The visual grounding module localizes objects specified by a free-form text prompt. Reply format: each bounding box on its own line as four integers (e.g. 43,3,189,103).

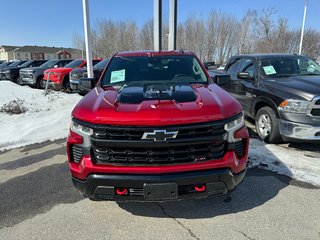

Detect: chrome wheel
40,79,46,89
17,77,23,85
258,113,271,137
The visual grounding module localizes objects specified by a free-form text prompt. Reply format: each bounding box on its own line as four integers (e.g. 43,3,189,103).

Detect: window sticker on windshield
110,69,125,83
263,66,277,75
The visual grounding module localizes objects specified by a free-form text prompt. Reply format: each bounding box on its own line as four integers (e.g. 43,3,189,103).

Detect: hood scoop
117,83,197,104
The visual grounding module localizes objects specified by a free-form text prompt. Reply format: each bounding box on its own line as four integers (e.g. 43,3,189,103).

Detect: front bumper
70,79,79,91
20,73,36,85
72,168,246,201
46,81,62,90
0,73,11,80
279,119,320,141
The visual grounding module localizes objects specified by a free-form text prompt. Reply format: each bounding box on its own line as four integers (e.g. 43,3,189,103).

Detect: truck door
225,58,257,116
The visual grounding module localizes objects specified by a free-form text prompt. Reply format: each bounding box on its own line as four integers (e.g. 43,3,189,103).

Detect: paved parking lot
0,139,320,240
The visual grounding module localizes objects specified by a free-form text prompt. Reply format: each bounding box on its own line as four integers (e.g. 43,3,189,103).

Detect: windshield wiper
299,73,320,76
274,74,299,78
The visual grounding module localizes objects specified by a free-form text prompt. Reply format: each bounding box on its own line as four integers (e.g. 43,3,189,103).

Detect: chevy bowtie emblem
142,130,178,142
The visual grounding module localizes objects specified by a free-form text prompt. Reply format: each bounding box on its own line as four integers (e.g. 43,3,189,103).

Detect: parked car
67,50,249,201
209,53,320,143
70,58,109,95
43,59,102,91
20,59,73,88
0,60,26,69
0,61,16,69
0,60,47,84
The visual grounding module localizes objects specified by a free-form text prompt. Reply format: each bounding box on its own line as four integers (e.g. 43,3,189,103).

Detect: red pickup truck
43,59,102,90
67,50,249,201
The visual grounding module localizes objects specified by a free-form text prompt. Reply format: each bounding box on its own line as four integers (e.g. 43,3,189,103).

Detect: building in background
0,45,81,61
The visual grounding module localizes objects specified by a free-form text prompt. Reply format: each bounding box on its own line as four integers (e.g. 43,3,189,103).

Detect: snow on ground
249,139,320,186
0,81,82,151
0,80,319,186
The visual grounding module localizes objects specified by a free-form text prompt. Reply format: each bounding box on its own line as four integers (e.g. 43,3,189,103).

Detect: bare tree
139,20,153,50
72,32,85,58
71,8,320,62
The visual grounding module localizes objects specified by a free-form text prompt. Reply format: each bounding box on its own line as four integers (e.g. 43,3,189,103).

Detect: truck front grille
310,97,320,116
92,141,226,164
93,123,225,140
89,120,228,165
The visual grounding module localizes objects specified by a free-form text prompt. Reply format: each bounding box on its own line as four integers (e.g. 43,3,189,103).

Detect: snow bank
249,139,320,186
0,81,82,150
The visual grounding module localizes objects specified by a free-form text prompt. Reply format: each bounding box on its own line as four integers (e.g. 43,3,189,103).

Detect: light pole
168,0,177,51
299,0,308,55
154,0,162,51
82,0,93,78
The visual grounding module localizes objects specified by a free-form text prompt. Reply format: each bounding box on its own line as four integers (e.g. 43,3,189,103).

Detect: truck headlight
278,100,310,114
71,121,93,136
224,113,245,142
70,120,92,148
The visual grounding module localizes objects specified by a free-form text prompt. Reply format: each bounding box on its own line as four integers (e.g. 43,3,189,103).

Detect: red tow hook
115,188,128,195
195,185,206,192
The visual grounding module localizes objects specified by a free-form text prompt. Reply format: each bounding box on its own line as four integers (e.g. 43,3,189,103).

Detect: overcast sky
0,0,319,48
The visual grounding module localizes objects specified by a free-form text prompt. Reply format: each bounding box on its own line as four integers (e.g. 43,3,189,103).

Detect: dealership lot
0,139,319,240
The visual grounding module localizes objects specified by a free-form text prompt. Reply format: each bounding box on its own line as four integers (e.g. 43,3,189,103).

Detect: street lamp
299,0,308,55
82,0,93,78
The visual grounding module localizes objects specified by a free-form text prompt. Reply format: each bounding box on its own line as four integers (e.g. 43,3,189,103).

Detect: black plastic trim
72,168,246,201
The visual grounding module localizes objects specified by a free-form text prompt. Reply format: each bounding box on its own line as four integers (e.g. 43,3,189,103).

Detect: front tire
36,76,45,89
255,106,282,143
62,76,71,93
16,76,23,85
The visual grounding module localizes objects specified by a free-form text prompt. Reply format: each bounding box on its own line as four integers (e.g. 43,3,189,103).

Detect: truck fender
252,96,280,118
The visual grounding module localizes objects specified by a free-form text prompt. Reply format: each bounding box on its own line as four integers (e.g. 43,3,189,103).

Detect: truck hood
72,83,242,126
44,68,73,74
20,67,47,72
264,75,320,101
0,67,12,72
70,68,86,76
0,66,24,71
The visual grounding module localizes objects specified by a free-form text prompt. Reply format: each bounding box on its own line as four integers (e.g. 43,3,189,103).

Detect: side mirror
53,65,58,68
78,77,94,93
203,61,216,70
213,74,231,86
237,72,251,80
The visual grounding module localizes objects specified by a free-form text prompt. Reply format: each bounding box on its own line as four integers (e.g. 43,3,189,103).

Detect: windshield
20,60,34,68
39,59,59,68
93,58,109,70
10,61,25,67
0,62,11,67
101,55,207,86
64,59,83,68
259,55,320,78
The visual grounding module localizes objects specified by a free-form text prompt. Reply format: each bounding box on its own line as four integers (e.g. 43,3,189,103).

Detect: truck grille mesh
310,98,320,116
71,145,83,163
234,140,246,159
92,142,225,164
90,121,227,165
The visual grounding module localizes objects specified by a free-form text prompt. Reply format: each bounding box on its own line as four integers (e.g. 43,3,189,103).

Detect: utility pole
154,0,162,51
82,0,93,78
168,0,177,50
299,0,308,55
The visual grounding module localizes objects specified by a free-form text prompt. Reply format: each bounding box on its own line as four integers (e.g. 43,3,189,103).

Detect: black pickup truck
208,54,320,143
